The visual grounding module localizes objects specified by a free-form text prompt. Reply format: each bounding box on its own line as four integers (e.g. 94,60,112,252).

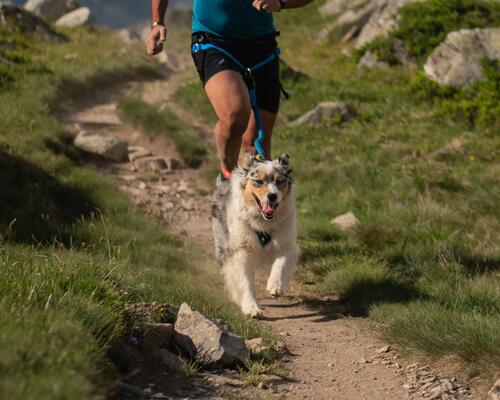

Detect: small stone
134,156,168,172
128,146,152,162
151,393,168,399
359,357,371,364
73,131,128,162
173,303,247,367
376,345,391,354
138,182,147,190
245,337,268,354
258,382,268,390
330,212,359,231
143,387,153,395
182,199,195,211
55,7,91,27
289,101,356,127
178,180,189,192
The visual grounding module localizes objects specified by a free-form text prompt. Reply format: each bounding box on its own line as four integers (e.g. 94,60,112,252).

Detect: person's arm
147,0,169,56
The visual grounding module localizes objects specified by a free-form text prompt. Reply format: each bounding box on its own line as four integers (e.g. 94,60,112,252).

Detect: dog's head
237,153,293,221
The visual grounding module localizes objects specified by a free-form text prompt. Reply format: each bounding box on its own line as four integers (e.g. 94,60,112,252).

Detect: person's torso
192,0,276,40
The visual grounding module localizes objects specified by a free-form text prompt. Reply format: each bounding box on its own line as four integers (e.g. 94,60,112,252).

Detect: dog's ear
240,152,256,171
278,154,290,167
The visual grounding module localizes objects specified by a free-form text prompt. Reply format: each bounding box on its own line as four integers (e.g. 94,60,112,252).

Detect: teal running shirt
192,0,276,40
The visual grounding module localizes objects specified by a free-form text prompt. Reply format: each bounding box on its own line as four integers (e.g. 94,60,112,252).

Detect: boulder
0,5,67,43
424,28,500,88
357,50,389,70
289,101,356,126
55,6,90,27
488,379,500,400
158,349,184,372
73,131,128,162
355,0,425,49
141,322,173,348
24,0,78,22
330,212,360,231
173,303,247,367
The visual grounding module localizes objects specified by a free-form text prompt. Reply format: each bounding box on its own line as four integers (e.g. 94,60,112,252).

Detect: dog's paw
267,283,284,298
242,304,263,319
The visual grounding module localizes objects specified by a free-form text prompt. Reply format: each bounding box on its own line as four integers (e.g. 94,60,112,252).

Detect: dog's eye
254,180,264,187
276,179,286,187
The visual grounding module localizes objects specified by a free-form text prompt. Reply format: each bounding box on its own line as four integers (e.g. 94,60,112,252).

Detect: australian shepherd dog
211,152,298,318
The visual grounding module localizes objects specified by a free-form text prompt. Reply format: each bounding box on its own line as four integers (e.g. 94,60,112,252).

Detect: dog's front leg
223,250,262,318
267,248,298,297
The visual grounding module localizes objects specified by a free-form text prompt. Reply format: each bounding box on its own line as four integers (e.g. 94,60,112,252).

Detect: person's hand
147,24,167,56
252,0,281,12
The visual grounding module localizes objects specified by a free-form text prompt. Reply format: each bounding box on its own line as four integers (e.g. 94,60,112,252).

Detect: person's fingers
159,27,167,42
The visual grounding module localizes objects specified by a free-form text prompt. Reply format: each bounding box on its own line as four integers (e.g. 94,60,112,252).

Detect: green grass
173,0,500,378
0,23,270,400
118,96,207,167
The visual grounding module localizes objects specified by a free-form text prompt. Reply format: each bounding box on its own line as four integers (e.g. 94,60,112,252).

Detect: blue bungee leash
192,42,281,160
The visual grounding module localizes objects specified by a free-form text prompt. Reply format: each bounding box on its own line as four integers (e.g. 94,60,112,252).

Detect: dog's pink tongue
262,202,275,214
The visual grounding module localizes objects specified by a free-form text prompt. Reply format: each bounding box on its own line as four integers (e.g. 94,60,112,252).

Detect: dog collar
256,231,271,247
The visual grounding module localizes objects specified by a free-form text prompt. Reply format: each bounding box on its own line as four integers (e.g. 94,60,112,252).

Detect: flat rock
0,5,67,42
290,101,356,126
73,131,128,162
55,6,90,27
174,303,247,367
24,0,78,22
424,28,500,88
376,345,391,353
330,212,360,231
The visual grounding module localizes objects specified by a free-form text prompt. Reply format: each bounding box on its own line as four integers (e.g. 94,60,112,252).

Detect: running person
147,0,314,182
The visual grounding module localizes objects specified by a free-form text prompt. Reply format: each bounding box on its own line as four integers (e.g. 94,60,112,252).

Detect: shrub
409,60,500,128
358,0,500,64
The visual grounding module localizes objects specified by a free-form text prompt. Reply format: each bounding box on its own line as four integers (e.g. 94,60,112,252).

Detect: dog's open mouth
253,194,278,220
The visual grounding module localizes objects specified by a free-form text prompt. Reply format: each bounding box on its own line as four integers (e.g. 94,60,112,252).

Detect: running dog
212,153,298,318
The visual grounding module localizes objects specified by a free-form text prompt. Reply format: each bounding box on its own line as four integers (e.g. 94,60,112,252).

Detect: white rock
355,0,425,49
376,345,391,353
424,28,500,88
73,131,128,162
357,50,390,70
289,101,356,126
24,0,78,22
55,6,90,27
330,212,360,231
174,303,247,367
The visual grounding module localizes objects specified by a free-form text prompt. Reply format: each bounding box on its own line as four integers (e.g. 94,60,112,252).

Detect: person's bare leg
242,110,277,159
204,70,251,172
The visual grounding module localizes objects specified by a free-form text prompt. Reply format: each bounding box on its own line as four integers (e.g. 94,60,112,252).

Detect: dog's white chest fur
211,154,299,318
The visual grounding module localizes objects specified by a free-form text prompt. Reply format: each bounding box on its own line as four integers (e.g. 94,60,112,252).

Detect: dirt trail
60,54,475,400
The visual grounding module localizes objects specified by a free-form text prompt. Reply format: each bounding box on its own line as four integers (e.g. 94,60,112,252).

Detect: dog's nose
267,193,278,202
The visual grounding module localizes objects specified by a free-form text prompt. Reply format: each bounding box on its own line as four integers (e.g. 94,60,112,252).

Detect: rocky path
61,54,476,400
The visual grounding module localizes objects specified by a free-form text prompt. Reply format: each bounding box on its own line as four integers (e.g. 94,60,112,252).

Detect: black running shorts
191,32,281,114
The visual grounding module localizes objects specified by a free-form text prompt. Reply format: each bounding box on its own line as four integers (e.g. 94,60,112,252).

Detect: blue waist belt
192,42,282,160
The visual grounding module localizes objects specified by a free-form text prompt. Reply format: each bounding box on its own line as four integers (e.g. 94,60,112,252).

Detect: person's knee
219,108,250,137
